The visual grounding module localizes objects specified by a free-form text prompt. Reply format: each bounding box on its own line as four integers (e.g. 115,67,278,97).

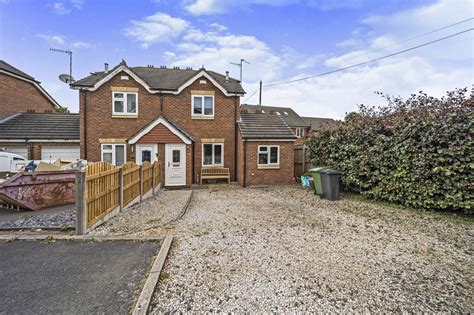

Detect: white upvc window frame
192,95,214,117
112,91,138,115
258,145,280,166
202,143,224,167
295,128,304,138
101,143,126,166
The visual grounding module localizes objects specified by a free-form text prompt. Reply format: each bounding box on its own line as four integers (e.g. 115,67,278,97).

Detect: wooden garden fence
76,160,161,235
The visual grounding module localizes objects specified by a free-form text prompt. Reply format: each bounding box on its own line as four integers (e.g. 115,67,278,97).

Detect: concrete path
0,240,159,314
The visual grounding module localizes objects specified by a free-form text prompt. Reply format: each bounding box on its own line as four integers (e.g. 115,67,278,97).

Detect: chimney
225,71,229,82
104,63,109,73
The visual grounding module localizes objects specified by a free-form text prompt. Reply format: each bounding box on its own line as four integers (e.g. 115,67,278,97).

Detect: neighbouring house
70,60,297,187
0,60,61,119
303,116,339,131
241,104,310,144
0,112,80,160
237,112,296,186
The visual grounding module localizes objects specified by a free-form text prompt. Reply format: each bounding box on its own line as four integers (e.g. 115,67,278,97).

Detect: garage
2,146,28,158
41,146,80,161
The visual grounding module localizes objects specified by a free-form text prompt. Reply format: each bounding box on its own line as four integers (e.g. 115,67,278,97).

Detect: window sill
112,114,138,119
257,165,280,170
192,116,214,120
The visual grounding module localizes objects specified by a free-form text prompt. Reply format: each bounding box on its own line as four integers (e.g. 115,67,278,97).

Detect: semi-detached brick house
71,60,297,187
0,60,80,160
0,60,60,119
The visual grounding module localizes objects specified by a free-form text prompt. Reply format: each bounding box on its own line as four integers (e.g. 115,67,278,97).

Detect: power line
244,89,259,103
288,17,473,78
264,28,473,88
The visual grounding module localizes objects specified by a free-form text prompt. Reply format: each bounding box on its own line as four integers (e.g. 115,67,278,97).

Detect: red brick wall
0,73,56,118
79,71,238,184
240,140,295,186
138,124,183,143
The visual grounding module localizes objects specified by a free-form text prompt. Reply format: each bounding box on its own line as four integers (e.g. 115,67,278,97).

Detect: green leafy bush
306,88,473,213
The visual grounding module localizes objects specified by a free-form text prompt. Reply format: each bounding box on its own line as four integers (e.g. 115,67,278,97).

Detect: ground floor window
101,144,126,165
258,145,279,166
202,143,223,166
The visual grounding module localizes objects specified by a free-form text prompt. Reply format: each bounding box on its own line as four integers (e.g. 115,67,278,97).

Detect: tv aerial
230,58,250,83
50,48,74,84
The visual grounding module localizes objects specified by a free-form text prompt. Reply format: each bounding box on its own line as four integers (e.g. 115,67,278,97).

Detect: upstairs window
295,128,304,138
192,95,214,117
202,143,223,166
113,92,137,115
258,145,279,166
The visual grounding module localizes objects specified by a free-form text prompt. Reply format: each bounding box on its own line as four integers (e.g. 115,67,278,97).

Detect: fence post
139,164,143,203
302,145,306,174
151,163,155,196
119,167,124,211
75,171,87,235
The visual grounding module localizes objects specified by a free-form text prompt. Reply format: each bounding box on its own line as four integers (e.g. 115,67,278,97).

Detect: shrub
306,88,473,213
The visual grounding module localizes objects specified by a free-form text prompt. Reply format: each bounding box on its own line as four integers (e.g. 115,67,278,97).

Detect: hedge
306,88,473,213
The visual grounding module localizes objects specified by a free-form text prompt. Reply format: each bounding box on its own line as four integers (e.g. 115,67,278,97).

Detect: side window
192,95,214,117
113,92,137,115
258,145,280,166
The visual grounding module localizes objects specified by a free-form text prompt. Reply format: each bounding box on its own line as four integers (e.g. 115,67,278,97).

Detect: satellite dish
59,74,75,84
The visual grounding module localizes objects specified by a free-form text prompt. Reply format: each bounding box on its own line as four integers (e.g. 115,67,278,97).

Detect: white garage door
41,146,80,162
3,147,28,158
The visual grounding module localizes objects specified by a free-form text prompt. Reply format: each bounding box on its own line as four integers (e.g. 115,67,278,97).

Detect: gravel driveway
144,185,473,313
91,185,473,312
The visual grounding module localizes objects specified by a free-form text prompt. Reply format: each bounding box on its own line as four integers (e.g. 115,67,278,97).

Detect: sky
0,0,472,119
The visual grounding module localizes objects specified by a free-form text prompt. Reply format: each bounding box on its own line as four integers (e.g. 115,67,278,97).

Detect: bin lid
319,169,342,175
309,167,327,172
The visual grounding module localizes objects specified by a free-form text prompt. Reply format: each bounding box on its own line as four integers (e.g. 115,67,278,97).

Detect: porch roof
128,116,195,145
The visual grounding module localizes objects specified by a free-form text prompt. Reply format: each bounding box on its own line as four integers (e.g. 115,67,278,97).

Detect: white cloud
49,0,83,14
256,0,474,118
51,2,71,15
124,12,190,48
168,28,283,82
209,22,228,32
36,34,67,46
71,0,83,9
36,34,95,49
184,0,299,15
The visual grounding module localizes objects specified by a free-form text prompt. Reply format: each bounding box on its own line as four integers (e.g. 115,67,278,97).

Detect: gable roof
0,112,79,141
128,116,195,145
238,112,296,140
70,61,245,96
0,60,61,108
303,116,339,131
241,104,310,128
0,60,36,81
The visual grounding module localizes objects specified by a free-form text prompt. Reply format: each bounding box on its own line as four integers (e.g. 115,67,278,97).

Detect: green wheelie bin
309,167,327,196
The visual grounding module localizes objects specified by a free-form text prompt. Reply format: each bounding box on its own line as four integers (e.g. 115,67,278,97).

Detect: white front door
136,144,157,164
165,144,186,186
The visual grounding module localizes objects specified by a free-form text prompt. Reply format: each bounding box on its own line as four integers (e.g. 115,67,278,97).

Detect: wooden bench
200,167,230,185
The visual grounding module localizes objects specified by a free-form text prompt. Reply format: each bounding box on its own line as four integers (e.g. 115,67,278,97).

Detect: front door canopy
128,117,193,145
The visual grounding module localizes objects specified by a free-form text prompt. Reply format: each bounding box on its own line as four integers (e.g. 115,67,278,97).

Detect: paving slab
0,240,159,314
